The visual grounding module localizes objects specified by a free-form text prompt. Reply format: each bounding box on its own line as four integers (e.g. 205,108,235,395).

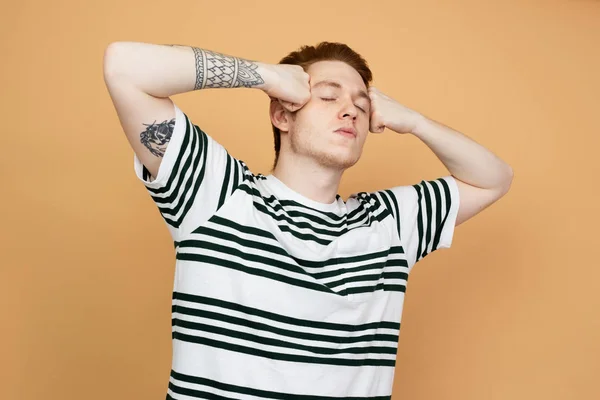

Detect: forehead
307,60,367,91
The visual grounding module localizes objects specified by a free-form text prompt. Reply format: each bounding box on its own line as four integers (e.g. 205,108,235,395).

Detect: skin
270,60,372,204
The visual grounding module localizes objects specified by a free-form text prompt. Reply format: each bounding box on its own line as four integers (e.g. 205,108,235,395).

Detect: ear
269,99,290,132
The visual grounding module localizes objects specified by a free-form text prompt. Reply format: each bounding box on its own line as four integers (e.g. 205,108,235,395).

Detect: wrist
254,62,277,92
410,113,429,137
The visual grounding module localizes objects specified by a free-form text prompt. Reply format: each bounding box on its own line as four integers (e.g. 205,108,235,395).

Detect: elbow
500,165,514,195
103,42,129,81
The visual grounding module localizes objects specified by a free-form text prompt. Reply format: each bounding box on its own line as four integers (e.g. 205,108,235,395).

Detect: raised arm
103,42,264,178
102,41,310,177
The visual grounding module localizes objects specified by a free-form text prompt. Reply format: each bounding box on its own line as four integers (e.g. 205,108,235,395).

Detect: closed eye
321,98,367,113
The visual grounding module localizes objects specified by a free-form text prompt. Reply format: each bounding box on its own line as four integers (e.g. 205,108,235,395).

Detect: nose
339,97,358,120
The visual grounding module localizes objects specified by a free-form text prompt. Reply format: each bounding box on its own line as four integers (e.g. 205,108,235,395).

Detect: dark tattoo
140,118,175,157
191,47,264,90
163,44,264,90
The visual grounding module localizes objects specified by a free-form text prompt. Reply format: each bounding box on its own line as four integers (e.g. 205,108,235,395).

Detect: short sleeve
374,176,460,269
133,103,247,241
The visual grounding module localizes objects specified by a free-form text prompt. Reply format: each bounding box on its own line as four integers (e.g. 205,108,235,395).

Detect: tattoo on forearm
163,44,264,90
140,118,175,157
191,47,264,90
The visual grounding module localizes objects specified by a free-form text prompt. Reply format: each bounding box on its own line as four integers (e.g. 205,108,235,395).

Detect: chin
316,151,360,170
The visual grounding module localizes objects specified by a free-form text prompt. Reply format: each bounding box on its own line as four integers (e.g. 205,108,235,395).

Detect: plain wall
2,0,599,399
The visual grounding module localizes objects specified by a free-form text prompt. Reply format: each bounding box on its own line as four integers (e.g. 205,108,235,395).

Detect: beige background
2,0,599,399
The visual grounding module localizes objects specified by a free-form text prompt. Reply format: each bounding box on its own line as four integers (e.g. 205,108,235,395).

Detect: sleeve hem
438,175,461,249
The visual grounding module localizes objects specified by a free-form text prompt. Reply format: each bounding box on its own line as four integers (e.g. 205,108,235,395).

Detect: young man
103,41,513,399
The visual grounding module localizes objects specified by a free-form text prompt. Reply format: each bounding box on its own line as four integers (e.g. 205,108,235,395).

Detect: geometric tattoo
192,47,264,90
164,44,265,90
140,118,175,157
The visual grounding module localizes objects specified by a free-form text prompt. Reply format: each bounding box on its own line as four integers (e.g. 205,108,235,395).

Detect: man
103,41,513,399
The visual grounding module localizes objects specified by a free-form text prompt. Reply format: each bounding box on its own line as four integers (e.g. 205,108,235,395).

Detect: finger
279,99,298,113
369,122,385,134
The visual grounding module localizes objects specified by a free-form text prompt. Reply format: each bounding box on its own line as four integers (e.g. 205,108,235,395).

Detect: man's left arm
368,87,514,227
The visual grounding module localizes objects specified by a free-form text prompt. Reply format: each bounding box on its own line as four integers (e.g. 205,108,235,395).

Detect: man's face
284,60,371,170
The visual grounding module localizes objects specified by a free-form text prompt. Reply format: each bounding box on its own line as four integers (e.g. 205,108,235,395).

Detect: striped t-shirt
133,103,460,400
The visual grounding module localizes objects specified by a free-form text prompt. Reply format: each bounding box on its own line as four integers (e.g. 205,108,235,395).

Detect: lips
335,127,357,137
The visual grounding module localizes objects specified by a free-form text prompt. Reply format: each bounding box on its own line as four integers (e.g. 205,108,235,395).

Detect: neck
272,154,344,204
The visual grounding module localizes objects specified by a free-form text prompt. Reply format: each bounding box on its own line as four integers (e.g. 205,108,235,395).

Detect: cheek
359,115,370,130
297,107,330,128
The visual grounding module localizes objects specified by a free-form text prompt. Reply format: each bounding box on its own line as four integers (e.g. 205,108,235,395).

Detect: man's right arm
103,42,279,178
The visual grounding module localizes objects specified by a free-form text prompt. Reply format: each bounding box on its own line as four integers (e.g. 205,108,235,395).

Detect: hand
368,86,423,134
257,63,312,112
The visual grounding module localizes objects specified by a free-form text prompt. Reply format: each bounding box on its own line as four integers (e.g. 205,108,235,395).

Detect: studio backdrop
2,0,598,399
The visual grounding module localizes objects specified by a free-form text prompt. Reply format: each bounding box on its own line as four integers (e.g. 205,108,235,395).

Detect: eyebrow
312,80,370,103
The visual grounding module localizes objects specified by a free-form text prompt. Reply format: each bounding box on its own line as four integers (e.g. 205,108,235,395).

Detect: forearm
102,41,270,97
412,116,513,191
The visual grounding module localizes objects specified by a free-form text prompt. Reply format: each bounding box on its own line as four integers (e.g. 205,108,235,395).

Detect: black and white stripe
167,369,393,400
374,177,455,265
237,184,391,246
182,216,409,296
172,292,400,367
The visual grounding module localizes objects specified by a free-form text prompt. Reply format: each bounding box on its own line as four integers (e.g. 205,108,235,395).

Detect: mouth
335,128,357,138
